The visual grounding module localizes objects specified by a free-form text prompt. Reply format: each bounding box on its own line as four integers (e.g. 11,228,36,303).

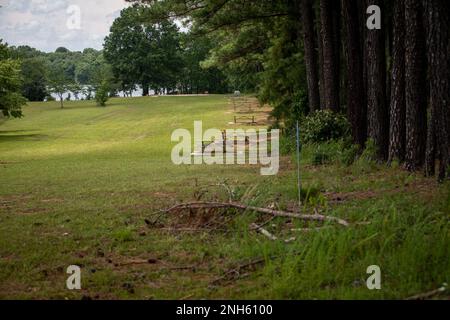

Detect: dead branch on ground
160,202,350,227
405,284,448,300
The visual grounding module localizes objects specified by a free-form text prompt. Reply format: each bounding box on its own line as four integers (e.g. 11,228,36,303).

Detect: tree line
103,4,229,96
126,0,449,181
0,6,233,112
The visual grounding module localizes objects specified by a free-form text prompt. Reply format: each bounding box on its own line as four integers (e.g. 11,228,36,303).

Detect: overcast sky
0,0,131,52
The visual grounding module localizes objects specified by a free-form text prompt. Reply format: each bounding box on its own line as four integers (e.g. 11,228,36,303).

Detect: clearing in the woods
0,95,448,299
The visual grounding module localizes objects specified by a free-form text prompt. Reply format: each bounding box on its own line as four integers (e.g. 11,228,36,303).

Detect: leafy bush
339,143,360,166
269,89,309,132
279,135,295,155
95,81,109,107
307,140,360,167
300,110,351,144
359,139,378,162
311,146,332,165
310,142,341,165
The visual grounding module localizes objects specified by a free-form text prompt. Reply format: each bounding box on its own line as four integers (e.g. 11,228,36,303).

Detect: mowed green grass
0,96,449,300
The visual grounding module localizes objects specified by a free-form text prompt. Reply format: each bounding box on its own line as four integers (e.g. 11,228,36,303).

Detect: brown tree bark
404,0,427,171
317,11,325,109
319,0,340,112
301,0,320,112
331,0,341,109
425,104,437,177
425,0,450,181
342,0,366,147
365,0,389,160
388,0,406,162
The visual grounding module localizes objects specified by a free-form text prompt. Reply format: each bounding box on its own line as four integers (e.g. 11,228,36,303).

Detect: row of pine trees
300,0,449,181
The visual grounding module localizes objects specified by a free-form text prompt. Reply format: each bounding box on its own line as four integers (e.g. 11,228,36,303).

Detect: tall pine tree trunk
405,0,427,171
388,0,406,162
331,0,341,110
317,10,325,109
366,0,389,160
301,0,320,112
319,0,340,112
425,104,437,177
342,0,366,147
425,0,450,181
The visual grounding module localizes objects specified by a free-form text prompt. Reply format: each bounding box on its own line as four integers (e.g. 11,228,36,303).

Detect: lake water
49,86,154,101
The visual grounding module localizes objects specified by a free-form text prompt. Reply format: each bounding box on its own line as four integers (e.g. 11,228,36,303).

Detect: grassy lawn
0,95,448,299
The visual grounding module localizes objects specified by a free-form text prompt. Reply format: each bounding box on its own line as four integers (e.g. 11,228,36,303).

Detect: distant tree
21,57,48,101
104,5,182,96
75,50,103,85
47,64,72,108
180,33,229,94
55,47,70,54
9,45,43,59
0,40,26,118
92,63,116,106
95,80,109,107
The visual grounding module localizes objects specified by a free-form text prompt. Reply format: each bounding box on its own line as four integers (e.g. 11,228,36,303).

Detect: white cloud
0,0,130,52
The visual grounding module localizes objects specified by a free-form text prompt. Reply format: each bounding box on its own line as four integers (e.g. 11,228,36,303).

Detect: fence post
296,120,302,208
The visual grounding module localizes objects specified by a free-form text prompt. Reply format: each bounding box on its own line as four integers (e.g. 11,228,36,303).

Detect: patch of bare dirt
324,177,440,204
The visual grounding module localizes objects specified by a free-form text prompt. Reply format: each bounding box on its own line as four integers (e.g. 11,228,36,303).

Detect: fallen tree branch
250,223,278,240
161,202,350,227
291,226,333,232
291,221,370,233
160,227,228,233
405,284,448,300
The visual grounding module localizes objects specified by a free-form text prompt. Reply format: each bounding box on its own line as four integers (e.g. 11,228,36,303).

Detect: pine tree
404,0,427,171
319,0,340,112
301,0,320,112
388,0,406,162
342,0,366,147
424,0,450,180
366,0,389,160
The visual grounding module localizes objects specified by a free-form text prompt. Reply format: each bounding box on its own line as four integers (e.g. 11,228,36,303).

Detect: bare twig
405,284,448,300
160,227,229,233
250,223,278,240
291,226,334,232
215,181,235,202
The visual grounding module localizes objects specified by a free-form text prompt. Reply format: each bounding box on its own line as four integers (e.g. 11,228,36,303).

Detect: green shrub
280,135,295,155
301,110,351,144
338,142,360,166
95,81,109,107
309,142,341,166
311,147,332,165
360,139,378,162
